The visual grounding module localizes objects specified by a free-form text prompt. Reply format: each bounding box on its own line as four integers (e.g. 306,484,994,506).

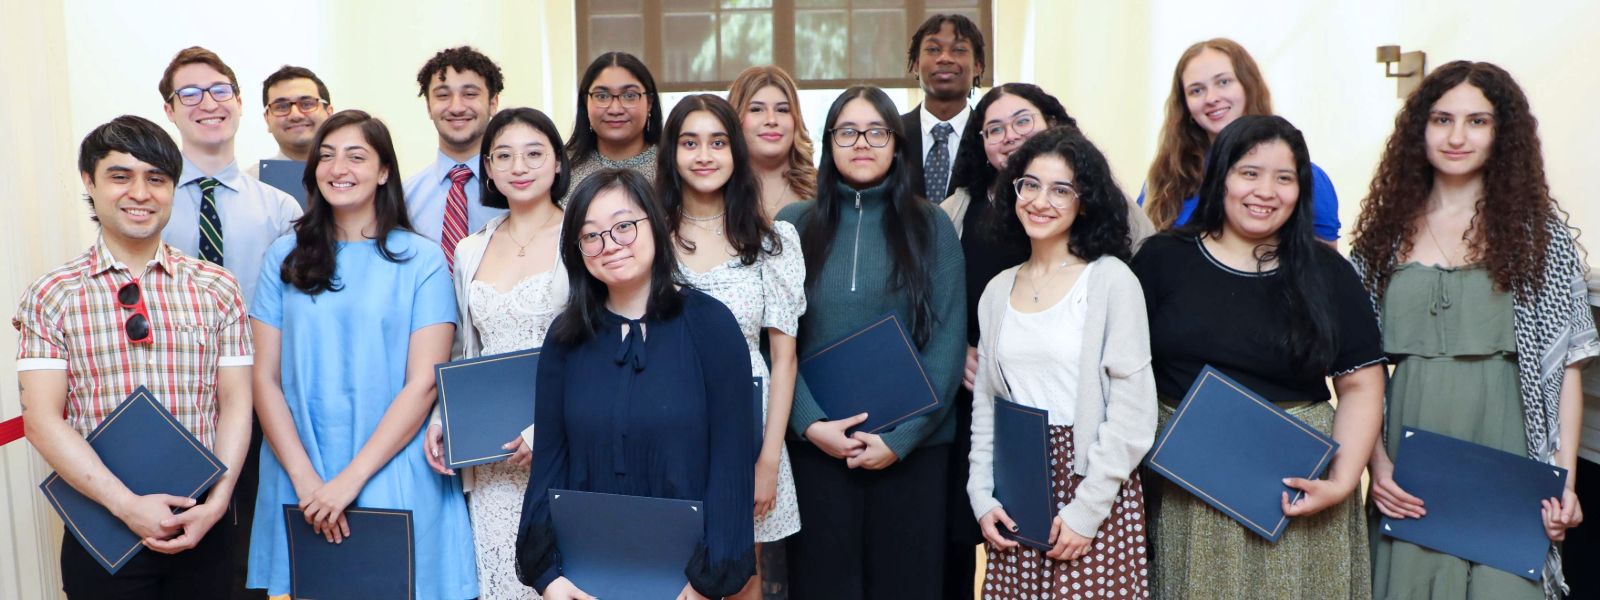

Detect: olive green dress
1371,263,1540,599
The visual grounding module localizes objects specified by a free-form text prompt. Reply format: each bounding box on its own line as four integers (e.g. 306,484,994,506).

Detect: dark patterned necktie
197,177,224,265
925,122,955,201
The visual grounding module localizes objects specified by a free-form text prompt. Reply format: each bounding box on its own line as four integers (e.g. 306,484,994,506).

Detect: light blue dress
246,231,478,599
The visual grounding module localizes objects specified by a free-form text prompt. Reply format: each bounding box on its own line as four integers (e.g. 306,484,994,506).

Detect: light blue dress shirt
164,158,303,308
402,150,506,245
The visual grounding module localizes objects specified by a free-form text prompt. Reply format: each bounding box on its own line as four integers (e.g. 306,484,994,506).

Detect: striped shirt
13,237,253,447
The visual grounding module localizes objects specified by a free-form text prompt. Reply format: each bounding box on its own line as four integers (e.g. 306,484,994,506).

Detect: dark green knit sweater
776,179,967,458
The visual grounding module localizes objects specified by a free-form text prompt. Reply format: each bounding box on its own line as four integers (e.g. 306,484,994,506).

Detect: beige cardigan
966,256,1158,538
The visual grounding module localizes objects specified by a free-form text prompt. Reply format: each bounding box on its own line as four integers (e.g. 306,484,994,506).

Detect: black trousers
786,440,949,600
942,387,980,600
60,504,236,599
1562,457,1598,594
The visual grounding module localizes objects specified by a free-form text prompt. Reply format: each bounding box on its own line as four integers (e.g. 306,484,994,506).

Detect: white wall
997,0,1600,247
5,1,1599,596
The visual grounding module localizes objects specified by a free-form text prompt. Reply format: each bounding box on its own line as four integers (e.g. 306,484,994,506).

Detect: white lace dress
678,221,807,542
468,271,560,600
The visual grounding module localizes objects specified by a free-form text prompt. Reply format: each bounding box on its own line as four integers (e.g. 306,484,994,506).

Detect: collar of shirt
920,101,971,148
430,149,482,186
178,156,244,192
87,234,176,278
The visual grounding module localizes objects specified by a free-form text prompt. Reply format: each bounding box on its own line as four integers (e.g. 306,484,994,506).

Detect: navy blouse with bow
516,288,757,597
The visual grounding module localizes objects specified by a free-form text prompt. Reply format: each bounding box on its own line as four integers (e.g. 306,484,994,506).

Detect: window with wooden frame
577,0,994,92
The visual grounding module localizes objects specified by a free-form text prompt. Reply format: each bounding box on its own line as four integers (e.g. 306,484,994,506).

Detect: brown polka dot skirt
982,425,1150,599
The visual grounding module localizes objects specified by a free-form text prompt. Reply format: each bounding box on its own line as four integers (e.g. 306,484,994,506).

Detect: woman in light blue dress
246,110,477,599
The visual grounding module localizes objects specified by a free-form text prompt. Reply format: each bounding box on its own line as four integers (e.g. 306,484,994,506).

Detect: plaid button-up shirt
13,237,253,447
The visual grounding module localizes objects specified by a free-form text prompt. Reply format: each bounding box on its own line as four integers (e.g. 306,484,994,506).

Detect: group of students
14,11,1595,600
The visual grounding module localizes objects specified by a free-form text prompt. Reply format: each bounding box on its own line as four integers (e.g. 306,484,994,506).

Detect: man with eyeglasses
403,46,507,273
16,115,254,599
902,13,986,204
156,45,300,600
243,65,333,178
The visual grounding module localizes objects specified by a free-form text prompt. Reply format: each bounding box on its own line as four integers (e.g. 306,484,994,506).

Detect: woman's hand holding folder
1045,517,1091,561
804,412,869,459
978,507,1020,549
1367,443,1426,520
544,576,596,600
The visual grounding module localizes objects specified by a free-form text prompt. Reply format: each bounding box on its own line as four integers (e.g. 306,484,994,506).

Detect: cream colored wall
992,0,1600,247
58,0,576,185
5,0,1599,596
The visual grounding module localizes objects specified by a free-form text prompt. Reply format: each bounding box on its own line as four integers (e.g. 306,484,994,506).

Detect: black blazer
900,104,977,202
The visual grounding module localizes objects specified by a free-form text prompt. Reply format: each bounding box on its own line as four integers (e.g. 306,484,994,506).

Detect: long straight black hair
800,85,937,346
1177,114,1337,372
656,93,779,266
282,110,413,295
549,168,684,344
566,52,663,164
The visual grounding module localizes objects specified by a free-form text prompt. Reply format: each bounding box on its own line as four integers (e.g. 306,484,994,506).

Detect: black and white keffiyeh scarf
1354,216,1598,598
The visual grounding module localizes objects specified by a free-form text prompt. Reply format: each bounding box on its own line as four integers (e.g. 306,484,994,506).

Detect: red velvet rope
0,416,23,446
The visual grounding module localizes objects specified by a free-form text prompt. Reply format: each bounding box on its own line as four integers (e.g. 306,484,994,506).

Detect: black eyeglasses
168,84,238,107
578,218,649,257
589,90,646,108
116,281,152,345
830,127,894,148
267,97,328,116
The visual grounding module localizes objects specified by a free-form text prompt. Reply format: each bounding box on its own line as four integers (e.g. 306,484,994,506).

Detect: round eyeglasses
578,217,649,257
488,149,549,172
1013,177,1078,210
981,112,1042,144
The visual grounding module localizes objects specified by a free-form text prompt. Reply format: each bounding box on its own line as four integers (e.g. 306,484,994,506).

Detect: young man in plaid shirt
15,115,254,598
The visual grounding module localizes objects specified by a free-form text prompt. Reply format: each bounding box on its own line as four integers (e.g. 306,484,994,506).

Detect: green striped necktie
197,177,224,265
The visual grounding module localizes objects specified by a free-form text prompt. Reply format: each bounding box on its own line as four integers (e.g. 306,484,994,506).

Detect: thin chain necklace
506,212,558,257
1423,214,1463,268
683,211,726,237
1024,258,1080,303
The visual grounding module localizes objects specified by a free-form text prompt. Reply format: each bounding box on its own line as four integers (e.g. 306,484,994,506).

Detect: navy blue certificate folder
1379,427,1566,581
285,506,415,600
1143,366,1339,542
38,386,226,574
797,312,941,434
257,159,307,207
993,398,1054,551
549,489,703,599
435,348,540,469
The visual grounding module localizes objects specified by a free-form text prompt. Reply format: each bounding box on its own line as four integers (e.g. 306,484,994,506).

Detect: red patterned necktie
442,164,472,272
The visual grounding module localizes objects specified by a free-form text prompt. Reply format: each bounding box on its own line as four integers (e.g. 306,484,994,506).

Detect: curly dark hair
415,46,504,98
984,126,1130,263
1350,61,1559,299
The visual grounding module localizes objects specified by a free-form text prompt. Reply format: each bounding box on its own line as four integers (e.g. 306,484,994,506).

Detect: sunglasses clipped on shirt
116,280,153,345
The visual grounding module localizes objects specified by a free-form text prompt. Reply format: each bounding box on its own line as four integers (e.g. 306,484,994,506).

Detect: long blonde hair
728,65,817,200
1144,38,1274,230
